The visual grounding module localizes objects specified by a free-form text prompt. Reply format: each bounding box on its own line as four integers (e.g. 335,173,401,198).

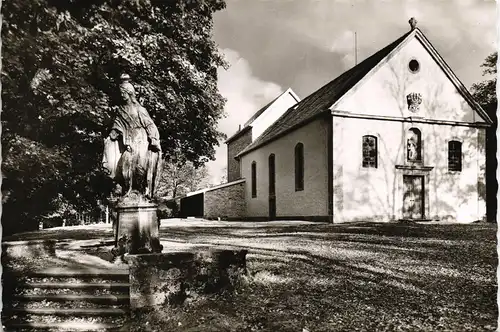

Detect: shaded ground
3,220,498,331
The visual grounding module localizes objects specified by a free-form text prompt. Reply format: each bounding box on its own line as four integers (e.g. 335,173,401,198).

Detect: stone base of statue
111,194,163,256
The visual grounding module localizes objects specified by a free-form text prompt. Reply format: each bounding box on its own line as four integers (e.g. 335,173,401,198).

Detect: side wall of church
240,117,330,220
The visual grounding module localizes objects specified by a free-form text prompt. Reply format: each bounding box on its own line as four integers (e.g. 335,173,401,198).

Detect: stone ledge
126,249,248,309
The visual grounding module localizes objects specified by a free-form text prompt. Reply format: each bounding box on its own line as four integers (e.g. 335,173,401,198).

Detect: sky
206,0,498,184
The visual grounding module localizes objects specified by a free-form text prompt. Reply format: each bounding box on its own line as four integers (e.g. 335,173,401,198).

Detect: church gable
332,29,491,125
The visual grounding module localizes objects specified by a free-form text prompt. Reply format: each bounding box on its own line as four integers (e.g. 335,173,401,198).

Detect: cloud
329,30,355,54
214,0,496,94
216,48,283,135
328,30,359,68
205,48,283,184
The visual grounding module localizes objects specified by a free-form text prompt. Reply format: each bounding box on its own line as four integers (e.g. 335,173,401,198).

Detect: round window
408,59,420,73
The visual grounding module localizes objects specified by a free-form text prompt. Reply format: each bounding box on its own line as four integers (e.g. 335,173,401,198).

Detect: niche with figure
407,128,422,163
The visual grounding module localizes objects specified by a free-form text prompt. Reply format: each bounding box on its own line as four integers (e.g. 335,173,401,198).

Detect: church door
402,175,424,219
269,154,276,220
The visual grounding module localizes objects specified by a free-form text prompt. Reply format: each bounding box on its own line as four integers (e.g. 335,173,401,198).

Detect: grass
3,220,497,331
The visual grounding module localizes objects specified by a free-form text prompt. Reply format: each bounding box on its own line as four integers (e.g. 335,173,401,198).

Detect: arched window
295,143,304,191
448,141,462,171
269,154,276,195
407,128,422,162
251,161,257,198
362,135,377,168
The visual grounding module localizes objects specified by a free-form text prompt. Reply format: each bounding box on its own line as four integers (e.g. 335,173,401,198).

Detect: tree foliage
157,161,210,199
219,166,228,184
471,52,497,111
2,0,227,233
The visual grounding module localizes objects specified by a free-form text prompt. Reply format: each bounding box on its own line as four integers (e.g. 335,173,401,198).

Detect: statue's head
119,74,136,104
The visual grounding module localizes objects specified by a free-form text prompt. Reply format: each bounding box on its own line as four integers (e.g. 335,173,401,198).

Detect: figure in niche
407,128,422,162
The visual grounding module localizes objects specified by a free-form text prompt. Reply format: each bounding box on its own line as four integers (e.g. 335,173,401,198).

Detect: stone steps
4,308,128,316
19,282,130,296
11,294,130,305
2,267,130,332
0,321,127,332
22,269,129,278
23,282,130,290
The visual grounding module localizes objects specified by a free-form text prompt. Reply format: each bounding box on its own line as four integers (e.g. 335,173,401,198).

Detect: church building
181,18,492,223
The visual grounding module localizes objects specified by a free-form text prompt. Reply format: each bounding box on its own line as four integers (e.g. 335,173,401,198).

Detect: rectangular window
362,135,377,168
448,141,462,172
251,161,257,197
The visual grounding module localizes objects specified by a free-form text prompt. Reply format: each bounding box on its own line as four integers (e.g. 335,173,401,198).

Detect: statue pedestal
113,201,163,255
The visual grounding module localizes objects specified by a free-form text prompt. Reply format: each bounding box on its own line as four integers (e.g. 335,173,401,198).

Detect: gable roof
411,29,492,125
236,27,491,158
225,88,300,144
236,31,412,157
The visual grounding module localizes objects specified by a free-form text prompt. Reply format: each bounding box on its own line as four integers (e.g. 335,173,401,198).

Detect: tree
471,52,497,222
219,166,228,184
1,0,227,234
471,53,497,107
157,161,210,199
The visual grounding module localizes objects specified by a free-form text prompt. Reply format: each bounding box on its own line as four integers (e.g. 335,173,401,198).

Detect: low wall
204,180,246,220
126,249,247,309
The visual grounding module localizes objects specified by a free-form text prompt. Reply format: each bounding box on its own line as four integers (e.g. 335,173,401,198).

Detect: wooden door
403,175,424,219
269,154,276,220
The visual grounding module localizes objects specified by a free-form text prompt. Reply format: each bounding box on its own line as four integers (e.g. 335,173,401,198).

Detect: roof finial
409,17,417,30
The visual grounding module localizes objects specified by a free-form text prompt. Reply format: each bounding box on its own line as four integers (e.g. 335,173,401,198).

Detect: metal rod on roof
354,31,358,66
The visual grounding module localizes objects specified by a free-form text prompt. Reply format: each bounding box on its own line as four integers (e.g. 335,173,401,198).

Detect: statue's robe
103,136,123,179
103,103,162,197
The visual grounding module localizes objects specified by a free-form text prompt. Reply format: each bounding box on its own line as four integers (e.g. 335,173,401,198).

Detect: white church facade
180,19,491,223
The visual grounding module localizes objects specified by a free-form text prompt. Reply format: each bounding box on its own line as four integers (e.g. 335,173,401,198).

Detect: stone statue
102,74,162,200
407,138,418,161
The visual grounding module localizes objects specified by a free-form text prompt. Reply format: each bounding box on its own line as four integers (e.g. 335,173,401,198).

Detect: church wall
332,34,487,223
240,117,329,219
333,116,486,223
